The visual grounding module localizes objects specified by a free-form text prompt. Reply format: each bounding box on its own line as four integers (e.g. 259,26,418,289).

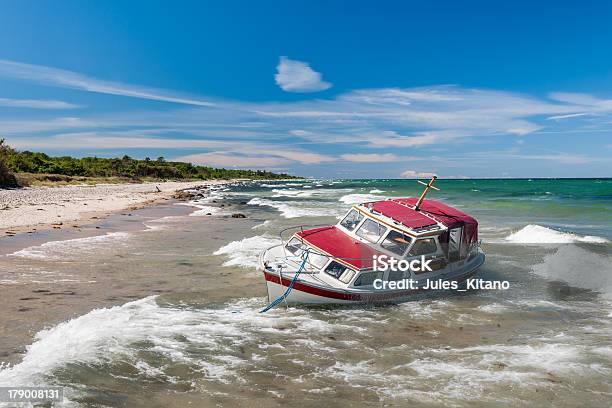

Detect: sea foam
505,224,608,244
339,193,385,205
8,232,130,261
532,245,612,296
214,235,279,268
247,197,335,218
0,296,369,389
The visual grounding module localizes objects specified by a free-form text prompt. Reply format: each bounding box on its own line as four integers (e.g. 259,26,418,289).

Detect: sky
0,0,611,178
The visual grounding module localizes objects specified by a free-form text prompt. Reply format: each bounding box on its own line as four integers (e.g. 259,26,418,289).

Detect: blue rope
260,250,309,313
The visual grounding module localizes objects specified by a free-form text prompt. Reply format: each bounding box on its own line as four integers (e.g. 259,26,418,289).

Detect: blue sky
0,0,611,178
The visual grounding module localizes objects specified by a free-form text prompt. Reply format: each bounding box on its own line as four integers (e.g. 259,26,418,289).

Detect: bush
0,139,18,188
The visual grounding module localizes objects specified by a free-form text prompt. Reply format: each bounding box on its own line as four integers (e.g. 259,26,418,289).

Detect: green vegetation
0,140,298,187
0,139,18,187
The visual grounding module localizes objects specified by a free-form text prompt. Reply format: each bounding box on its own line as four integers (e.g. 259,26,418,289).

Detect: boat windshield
356,218,387,243
286,237,329,270
340,209,364,231
381,230,412,256
285,237,307,256
307,251,330,270
407,238,438,256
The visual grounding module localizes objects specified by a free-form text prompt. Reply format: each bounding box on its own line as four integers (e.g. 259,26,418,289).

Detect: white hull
264,251,485,305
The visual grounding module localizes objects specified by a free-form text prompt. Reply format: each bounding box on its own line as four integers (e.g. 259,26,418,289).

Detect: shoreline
0,181,263,365
0,180,238,239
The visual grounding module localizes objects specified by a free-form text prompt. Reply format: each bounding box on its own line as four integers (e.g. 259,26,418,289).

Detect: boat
259,176,485,306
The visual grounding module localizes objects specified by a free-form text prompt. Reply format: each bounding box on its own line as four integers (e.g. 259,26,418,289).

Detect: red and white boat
259,177,485,305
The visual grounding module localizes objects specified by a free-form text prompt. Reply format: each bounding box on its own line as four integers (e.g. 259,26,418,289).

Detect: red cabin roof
297,226,380,270
370,200,437,229
390,198,477,229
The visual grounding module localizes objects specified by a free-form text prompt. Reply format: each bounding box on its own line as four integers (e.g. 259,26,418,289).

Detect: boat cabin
281,198,479,289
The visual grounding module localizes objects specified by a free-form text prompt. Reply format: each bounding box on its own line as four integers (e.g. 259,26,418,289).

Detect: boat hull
263,252,485,305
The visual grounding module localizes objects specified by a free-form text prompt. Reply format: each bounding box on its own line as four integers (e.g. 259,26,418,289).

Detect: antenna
414,175,439,211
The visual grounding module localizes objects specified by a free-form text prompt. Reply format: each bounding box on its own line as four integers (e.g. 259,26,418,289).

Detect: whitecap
189,204,225,216
251,220,272,230
532,245,612,295
339,193,386,205
247,197,337,218
0,296,382,389
213,235,279,268
504,224,608,244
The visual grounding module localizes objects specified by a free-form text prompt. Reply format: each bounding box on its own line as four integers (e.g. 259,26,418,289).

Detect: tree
0,140,299,183
0,139,18,187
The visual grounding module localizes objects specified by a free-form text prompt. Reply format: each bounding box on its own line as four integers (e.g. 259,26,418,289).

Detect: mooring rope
260,249,310,313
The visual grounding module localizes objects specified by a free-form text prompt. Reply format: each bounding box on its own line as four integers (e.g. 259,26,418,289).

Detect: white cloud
546,112,592,120
0,59,214,107
401,169,437,178
341,153,399,162
269,149,334,164
275,56,332,93
0,97,80,109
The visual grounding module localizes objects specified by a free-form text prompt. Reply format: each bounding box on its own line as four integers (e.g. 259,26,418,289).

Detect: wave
251,220,272,230
178,187,228,216
369,189,385,194
271,188,315,198
260,183,287,188
189,204,226,216
213,235,279,268
532,245,612,296
323,340,595,405
0,296,254,387
1,294,607,405
247,197,337,218
339,193,386,205
505,224,609,244
0,296,373,389
7,232,130,261
271,188,354,199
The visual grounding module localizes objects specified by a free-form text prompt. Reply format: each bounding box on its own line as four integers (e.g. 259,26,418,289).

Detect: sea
0,178,610,407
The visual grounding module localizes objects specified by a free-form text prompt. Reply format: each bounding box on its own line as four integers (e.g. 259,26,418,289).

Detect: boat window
307,252,330,270
340,210,364,231
339,269,356,284
381,230,412,256
388,269,409,281
408,238,438,256
356,219,387,243
325,261,347,278
353,271,384,287
285,237,306,256
325,261,357,283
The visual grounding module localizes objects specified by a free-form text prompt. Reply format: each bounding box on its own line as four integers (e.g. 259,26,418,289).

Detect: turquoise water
0,178,610,407
247,178,612,238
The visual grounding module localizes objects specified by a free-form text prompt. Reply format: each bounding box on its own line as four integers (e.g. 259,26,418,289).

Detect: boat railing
264,224,376,273
278,224,332,259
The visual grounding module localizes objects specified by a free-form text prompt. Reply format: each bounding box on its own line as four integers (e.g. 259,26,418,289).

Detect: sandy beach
0,180,233,235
